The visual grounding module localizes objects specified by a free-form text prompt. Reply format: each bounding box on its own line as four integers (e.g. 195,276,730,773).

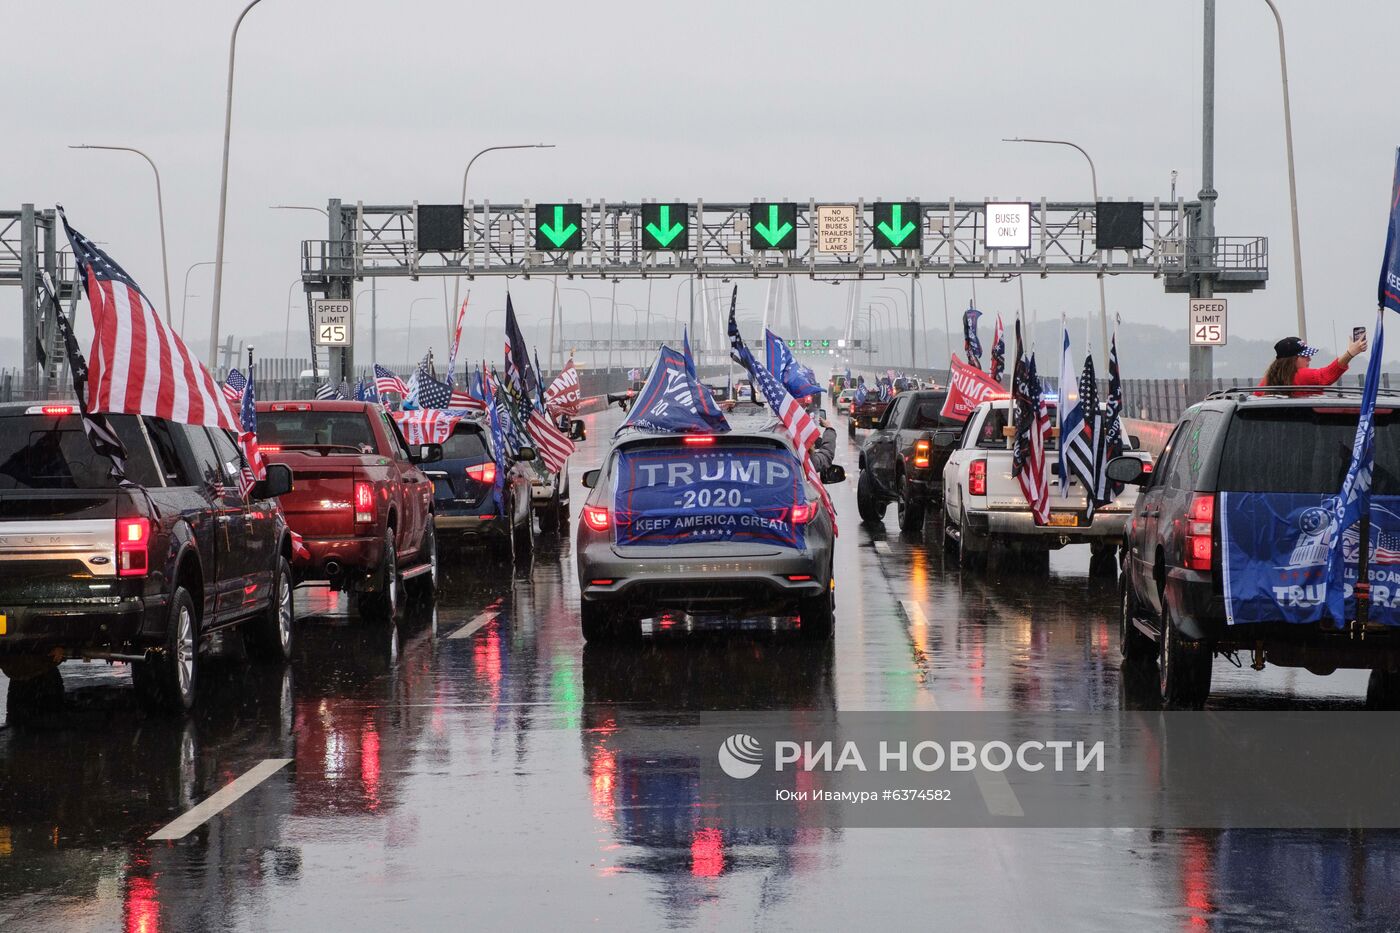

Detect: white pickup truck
940,399,1153,574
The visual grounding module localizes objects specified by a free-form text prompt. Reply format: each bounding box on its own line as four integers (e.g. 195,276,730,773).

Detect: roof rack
1203,385,1400,402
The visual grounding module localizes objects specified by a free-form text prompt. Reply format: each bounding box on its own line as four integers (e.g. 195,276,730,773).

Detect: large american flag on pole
727,287,836,533
374,364,408,399
223,368,246,405
61,210,238,432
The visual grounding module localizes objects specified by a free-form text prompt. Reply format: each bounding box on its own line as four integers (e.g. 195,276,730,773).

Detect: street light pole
283,276,300,357
69,145,172,323
1262,0,1306,340
451,143,556,325
209,0,265,365
406,297,436,362
1004,136,1109,368
181,261,217,338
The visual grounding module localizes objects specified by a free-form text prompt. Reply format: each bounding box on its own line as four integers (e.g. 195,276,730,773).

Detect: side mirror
1105,456,1148,486
253,463,293,499
516,446,537,463
820,464,846,484
570,419,587,441
582,468,601,489
932,429,961,448
411,443,443,465
1127,434,1142,451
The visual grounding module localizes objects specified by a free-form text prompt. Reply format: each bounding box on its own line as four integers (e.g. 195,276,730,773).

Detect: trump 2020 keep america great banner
613,446,806,548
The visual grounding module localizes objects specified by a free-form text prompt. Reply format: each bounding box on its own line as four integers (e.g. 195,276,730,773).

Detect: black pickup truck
856,389,961,532
0,403,295,718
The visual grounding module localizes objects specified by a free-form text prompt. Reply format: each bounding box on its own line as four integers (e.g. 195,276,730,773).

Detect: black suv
0,403,295,718
1111,388,1400,709
856,390,959,532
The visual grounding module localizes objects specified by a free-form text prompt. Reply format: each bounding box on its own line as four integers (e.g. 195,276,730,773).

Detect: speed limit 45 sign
1188,298,1227,347
313,298,353,347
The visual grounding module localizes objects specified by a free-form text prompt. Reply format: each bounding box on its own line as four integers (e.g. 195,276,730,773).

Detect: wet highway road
3,406,1400,932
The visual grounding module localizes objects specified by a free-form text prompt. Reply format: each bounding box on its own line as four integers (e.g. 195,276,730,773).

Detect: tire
1159,605,1212,709
857,470,887,524
580,600,639,643
538,488,565,536
797,590,835,640
1089,544,1119,579
356,529,401,621
1119,573,1156,665
513,504,535,565
847,419,857,439
246,557,295,662
5,664,64,723
135,586,199,713
1366,669,1400,710
896,475,926,535
407,520,438,605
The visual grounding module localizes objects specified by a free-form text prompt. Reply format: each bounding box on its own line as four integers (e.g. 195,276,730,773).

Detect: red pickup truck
255,400,441,619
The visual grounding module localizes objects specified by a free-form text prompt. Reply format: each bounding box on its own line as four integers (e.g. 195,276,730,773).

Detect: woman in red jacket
1257,335,1367,395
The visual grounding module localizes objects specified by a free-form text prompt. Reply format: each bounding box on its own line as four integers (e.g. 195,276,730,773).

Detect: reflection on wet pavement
1,406,1398,931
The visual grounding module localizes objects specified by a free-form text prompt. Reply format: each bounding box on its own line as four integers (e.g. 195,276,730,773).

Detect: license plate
1047,512,1079,527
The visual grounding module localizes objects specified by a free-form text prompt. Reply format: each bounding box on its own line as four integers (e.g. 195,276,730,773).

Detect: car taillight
913,439,931,469
583,505,611,531
791,502,818,524
116,517,150,577
1184,493,1215,571
466,463,497,485
271,402,310,411
1141,461,1154,474
969,459,987,496
354,481,375,524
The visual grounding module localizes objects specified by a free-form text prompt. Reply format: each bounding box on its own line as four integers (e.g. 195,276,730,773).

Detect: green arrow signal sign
640,203,689,250
872,201,922,250
534,203,584,250
749,202,798,250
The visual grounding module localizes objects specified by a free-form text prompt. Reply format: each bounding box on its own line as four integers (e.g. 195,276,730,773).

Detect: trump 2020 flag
617,345,730,436
764,329,822,401
1382,148,1400,314
963,305,983,369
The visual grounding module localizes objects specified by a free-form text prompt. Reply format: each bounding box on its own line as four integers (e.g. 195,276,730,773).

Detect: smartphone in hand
1353,326,1367,343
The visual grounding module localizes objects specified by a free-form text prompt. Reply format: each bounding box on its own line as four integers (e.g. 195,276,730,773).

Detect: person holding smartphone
1256,332,1368,396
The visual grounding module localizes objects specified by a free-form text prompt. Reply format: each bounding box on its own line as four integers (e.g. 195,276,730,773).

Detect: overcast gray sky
6,0,1399,369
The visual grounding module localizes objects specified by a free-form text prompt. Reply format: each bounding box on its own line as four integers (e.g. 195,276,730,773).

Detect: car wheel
856,470,887,524
5,663,64,724
136,586,199,713
580,600,640,643
356,529,401,621
896,475,926,535
1158,605,1212,709
1119,573,1156,665
957,509,988,571
538,489,565,536
847,419,856,439
246,557,295,662
797,590,835,640
1366,669,1400,709
513,505,535,565
1089,544,1118,579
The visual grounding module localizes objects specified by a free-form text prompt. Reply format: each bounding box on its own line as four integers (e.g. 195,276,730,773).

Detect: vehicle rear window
908,397,954,429
1217,408,1400,495
258,411,375,452
441,426,488,462
0,414,160,489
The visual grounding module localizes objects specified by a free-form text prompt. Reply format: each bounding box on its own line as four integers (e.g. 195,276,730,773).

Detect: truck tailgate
984,452,1143,514
267,452,365,538
0,491,120,603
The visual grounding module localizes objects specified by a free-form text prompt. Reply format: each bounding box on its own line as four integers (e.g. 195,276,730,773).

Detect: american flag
235,366,264,498
543,357,582,416
1058,329,1099,513
416,372,453,409
526,407,575,473
728,287,835,532
1011,320,1052,525
61,210,237,432
315,382,341,400
375,364,408,398
224,368,246,404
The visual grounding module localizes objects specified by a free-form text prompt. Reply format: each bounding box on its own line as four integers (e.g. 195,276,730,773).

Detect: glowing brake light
790,502,818,524
683,435,716,445
1184,493,1215,571
43,405,74,416
354,481,375,524
913,439,931,469
582,505,611,531
261,445,282,453
465,462,497,485
116,517,150,577
969,459,988,496
1141,461,1154,474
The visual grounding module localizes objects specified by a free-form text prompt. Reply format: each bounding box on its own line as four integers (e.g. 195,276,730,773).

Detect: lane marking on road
448,610,498,640
873,540,891,555
896,599,1025,819
148,758,291,841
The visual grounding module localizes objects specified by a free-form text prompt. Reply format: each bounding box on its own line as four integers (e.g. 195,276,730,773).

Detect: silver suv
576,423,842,642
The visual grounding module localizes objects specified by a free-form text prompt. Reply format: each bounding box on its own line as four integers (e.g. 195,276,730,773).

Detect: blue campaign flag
683,327,724,419
481,372,508,509
617,345,730,436
612,445,806,549
855,381,868,406
963,306,983,369
1381,148,1400,314
764,329,821,400
1223,492,1400,627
